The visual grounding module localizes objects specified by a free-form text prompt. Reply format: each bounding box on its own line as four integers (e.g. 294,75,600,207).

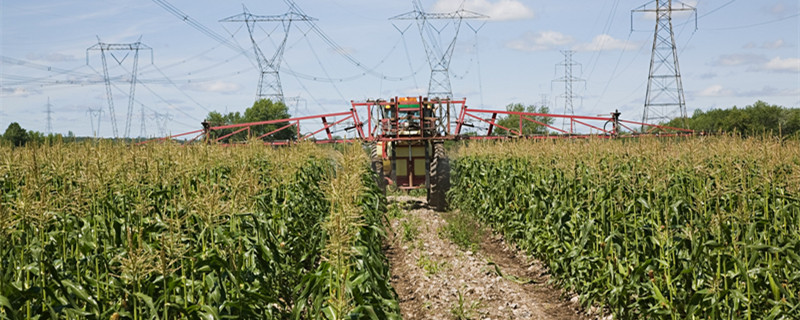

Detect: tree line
666,100,800,137
1,99,294,146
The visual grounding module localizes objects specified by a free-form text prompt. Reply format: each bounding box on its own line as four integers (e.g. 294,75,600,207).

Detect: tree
244,99,292,140
2,122,28,146
667,101,799,137
205,99,294,142
494,103,553,136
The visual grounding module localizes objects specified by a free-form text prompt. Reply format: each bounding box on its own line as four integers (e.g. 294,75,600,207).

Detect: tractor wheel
427,142,450,211
370,144,387,195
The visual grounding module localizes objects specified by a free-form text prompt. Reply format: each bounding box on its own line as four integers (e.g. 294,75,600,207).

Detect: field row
0,142,400,319
450,137,800,319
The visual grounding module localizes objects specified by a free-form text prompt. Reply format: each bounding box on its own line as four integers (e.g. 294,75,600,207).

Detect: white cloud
766,2,796,15
712,54,767,66
506,31,573,52
573,34,638,52
185,81,242,94
403,87,427,97
740,86,800,97
25,52,79,62
0,87,35,97
762,39,787,49
432,0,534,21
742,39,789,50
764,56,800,73
698,72,717,79
698,85,734,97
328,46,357,56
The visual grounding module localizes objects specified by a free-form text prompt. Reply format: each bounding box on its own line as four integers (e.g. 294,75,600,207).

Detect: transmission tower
221,6,315,103
540,94,549,110
391,0,487,99
45,97,53,135
139,105,147,138
87,37,152,138
552,50,584,133
151,112,173,137
633,0,696,127
87,108,104,137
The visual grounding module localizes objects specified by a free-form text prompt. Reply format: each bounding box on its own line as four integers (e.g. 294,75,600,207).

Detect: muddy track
385,196,592,320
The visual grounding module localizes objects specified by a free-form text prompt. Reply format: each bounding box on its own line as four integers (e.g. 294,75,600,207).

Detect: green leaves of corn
450,137,800,319
0,141,399,319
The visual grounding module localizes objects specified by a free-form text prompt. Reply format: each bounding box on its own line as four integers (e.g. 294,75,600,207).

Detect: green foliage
0,122,72,147
667,101,800,137
206,99,294,142
494,103,553,136
2,122,28,146
450,288,480,320
439,211,484,252
401,216,421,242
416,254,448,276
293,147,401,319
451,137,800,319
0,142,400,319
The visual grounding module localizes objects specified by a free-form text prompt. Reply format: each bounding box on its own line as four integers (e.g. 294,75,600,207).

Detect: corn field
450,137,800,319
0,141,400,319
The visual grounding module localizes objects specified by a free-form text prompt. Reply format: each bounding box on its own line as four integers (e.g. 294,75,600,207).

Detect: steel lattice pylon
391,1,487,99
633,0,696,128
552,50,584,133
87,108,103,137
221,7,315,103
45,97,53,135
87,38,152,138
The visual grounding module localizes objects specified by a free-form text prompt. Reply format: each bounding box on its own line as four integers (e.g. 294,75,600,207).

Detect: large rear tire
427,142,450,211
370,143,387,195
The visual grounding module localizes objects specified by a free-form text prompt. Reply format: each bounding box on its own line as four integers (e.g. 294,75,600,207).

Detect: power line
87,64,201,130
150,63,212,113
390,0,488,98
707,12,799,31
585,0,622,84
284,0,426,82
150,0,250,56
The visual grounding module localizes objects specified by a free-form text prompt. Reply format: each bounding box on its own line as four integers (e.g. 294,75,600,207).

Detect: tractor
366,96,453,211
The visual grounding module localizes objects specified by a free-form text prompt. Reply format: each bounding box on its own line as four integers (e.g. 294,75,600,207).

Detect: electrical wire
303,34,348,103
707,12,799,30
150,0,251,57
151,63,212,112
585,0,622,83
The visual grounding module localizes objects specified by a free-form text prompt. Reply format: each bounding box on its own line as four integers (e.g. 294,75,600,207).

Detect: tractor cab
380,97,437,138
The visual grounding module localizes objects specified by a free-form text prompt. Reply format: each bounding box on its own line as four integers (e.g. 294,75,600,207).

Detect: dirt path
385,196,592,320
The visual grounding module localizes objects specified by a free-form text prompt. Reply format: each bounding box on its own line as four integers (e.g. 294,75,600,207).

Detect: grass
450,288,481,320
417,254,449,275
439,211,485,252
400,215,421,243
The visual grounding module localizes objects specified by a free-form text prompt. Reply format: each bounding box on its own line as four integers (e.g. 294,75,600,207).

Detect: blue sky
1,0,798,137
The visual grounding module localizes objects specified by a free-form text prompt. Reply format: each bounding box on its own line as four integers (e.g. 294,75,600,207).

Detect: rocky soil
385,196,596,320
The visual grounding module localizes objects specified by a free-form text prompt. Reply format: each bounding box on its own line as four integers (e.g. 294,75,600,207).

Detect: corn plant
450,136,800,319
0,141,400,319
